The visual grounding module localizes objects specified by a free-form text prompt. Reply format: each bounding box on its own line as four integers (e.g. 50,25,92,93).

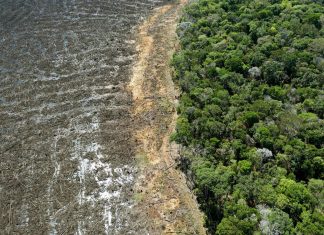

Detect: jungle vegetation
171,0,324,234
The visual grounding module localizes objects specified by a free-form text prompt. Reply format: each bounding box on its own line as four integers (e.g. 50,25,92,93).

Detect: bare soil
0,0,205,234
129,1,206,234
0,1,170,234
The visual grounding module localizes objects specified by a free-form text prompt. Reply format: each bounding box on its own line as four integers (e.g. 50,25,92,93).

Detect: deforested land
0,0,205,234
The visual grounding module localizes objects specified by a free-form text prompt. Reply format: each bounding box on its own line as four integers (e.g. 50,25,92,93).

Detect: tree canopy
172,0,324,233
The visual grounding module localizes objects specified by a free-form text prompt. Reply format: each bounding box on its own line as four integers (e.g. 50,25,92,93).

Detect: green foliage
240,111,260,128
216,201,259,235
172,0,324,233
238,160,252,174
307,179,324,210
261,208,294,235
173,117,192,145
276,178,316,221
295,210,324,235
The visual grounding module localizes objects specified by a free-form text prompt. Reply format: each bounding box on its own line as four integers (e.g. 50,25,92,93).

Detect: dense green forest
171,0,324,234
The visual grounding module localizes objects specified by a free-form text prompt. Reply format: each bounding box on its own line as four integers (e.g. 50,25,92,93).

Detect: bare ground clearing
128,0,206,234
0,0,205,234
0,0,170,234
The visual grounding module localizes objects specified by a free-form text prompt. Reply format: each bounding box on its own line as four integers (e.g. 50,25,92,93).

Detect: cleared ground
129,1,206,233
0,0,206,234
0,0,167,234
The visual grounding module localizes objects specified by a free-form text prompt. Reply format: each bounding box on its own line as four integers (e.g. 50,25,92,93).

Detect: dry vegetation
0,0,204,234
129,0,206,234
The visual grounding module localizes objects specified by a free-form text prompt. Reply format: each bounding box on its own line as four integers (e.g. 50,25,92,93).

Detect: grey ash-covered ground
0,0,168,234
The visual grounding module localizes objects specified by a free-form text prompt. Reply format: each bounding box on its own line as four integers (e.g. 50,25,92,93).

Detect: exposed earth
129,0,206,234
0,0,205,234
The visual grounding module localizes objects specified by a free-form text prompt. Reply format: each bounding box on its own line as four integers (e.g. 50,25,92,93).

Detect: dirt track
129,0,206,234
